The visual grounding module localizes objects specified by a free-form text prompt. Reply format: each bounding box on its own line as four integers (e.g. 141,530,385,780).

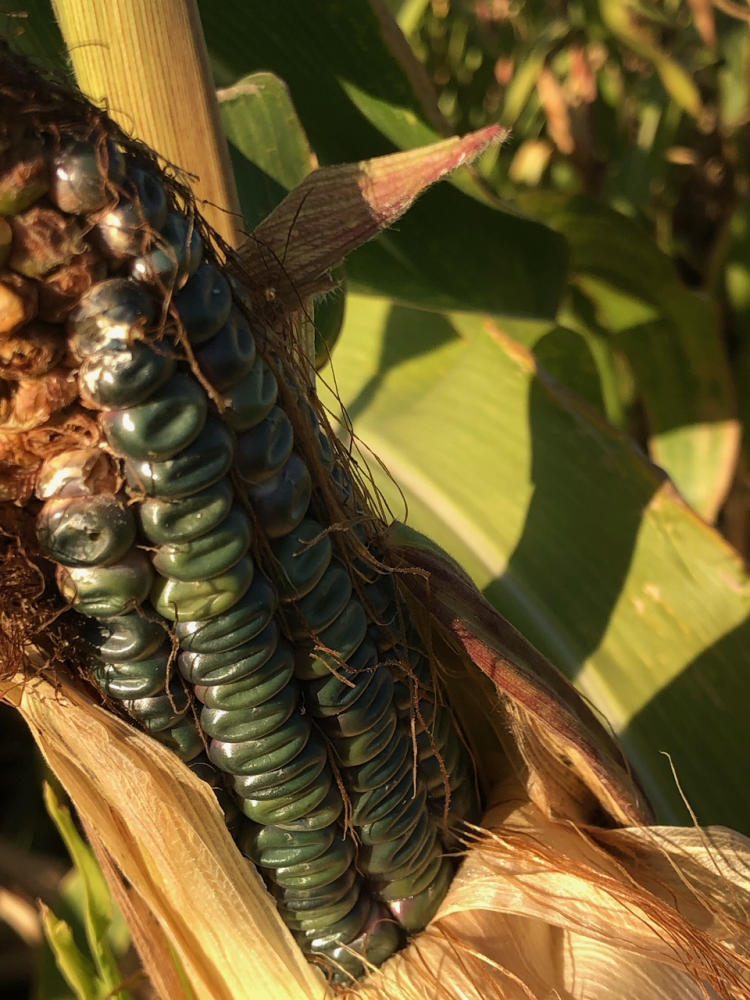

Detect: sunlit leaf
517,192,739,522
320,292,750,833
43,784,128,999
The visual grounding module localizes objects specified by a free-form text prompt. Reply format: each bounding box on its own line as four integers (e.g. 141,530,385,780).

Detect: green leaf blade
322,292,750,834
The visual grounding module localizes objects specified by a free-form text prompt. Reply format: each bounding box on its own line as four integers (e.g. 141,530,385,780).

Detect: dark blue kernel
95,167,168,258
289,560,352,638
79,341,176,409
270,519,332,603
50,137,125,215
68,278,155,357
125,418,234,500
235,407,294,486
130,212,202,289
246,451,312,539
220,354,277,431
173,262,232,345
193,308,256,390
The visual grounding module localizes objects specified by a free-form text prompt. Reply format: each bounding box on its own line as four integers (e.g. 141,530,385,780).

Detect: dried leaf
348,787,750,1000
2,672,328,1000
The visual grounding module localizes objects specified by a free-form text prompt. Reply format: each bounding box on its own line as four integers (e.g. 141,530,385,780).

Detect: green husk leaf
43,783,131,999
238,126,505,306
40,905,104,1000
386,522,650,826
218,72,315,231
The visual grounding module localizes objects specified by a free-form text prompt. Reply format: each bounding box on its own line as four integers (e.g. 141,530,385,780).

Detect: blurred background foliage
401,0,750,538
4,0,750,996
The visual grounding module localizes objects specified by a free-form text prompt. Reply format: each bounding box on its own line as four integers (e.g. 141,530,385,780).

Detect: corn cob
0,47,478,983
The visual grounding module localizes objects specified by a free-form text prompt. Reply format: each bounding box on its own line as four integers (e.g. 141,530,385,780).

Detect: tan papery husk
1,671,330,1000
343,784,750,1000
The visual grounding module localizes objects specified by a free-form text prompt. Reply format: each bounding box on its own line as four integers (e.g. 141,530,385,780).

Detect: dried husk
348,787,750,999
1,671,329,1000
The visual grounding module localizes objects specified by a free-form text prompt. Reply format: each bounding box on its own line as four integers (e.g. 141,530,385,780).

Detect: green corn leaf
43,784,131,1000
598,0,702,119
1,2,67,66
218,72,347,365
452,310,610,422
396,0,432,38
218,72,315,231
319,292,750,835
500,22,569,128
517,192,739,524
40,906,101,1000
559,287,627,430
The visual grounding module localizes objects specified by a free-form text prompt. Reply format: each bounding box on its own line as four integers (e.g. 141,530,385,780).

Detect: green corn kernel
152,505,252,582
36,494,136,567
102,373,208,461
57,550,154,617
220,354,278,431
138,478,234,545
151,554,254,621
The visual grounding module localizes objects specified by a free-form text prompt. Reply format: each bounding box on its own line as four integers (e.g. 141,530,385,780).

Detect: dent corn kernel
0,63,479,984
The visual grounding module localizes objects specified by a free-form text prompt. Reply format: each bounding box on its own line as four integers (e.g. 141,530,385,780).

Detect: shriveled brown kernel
0,271,37,335
8,205,86,278
36,446,119,500
36,250,107,323
22,409,103,462
0,439,42,502
2,368,78,430
0,140,49,215
0,218,10,268
0,321,64,380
